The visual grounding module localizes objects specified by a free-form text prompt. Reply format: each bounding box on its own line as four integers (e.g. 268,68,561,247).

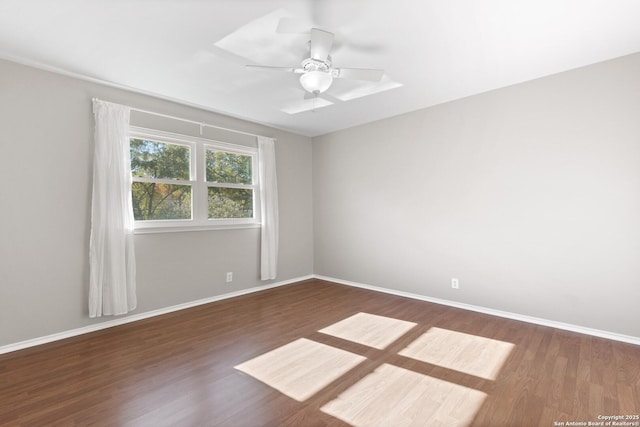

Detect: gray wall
2,51,639,348
0,59,314,346
313,53,640,338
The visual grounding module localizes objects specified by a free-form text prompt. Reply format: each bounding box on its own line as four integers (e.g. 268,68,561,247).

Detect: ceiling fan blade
334,67,384,82
276,17,311,34
310,28,334,62
246,65,303,73
303,90,342,105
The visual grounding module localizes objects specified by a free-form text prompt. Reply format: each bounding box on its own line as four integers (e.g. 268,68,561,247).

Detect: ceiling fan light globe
300,70,333,94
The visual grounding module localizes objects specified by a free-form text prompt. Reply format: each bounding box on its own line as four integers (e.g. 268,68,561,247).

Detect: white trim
133,223,261,234
130,127,258,153
0,275,313,355
312,275,640,346
129,126,261,230
4,273,636,355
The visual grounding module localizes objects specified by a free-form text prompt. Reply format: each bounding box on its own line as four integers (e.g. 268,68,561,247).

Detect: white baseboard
313,275,640,346
0,275,314,355
3,273,637,355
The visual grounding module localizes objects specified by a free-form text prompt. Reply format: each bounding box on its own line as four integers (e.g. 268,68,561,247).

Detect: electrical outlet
451,278,459,289
226,272,233,283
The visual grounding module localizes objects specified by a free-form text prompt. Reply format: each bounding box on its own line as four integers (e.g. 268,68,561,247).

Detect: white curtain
258,136,279,280
89,99,137,317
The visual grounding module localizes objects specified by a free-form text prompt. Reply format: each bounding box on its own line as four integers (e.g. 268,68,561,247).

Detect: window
205,148,254,219
130,137,194,221
129,127,260,231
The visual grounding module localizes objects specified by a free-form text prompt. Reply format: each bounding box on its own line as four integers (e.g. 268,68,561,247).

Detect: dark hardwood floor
1,279,639,426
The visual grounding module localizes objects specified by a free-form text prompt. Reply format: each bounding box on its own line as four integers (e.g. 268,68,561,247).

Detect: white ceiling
2,0,640,137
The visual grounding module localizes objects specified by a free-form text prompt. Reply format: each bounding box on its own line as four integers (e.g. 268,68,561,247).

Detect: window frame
203,143,260,225
129,126,261,233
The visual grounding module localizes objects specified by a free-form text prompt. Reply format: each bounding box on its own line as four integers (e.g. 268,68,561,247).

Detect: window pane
130,138,190,180
132,182,192,220
208,187,253,219
206,150,252,184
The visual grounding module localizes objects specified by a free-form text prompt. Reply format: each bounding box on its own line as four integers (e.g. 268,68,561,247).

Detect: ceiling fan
246,28,384,97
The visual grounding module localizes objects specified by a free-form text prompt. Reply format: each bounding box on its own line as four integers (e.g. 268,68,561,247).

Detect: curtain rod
131,106,266,139
93,98,268,139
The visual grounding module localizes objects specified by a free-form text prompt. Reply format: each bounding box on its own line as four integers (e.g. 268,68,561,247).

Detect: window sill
134,223,261,234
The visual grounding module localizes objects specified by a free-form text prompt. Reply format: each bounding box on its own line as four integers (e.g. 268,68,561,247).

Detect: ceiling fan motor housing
299,57,334,93
247,27,383,96
301,57,332,73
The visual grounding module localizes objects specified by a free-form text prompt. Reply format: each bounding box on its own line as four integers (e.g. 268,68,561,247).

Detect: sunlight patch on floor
321,363,486,427
234,338,366,401
319,312,417,350
399,327,514,380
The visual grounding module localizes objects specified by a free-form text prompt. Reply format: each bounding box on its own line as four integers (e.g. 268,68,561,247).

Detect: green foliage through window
130,138,192,221
129,131,258,226
132,182,191,220
206,150,252,184
206,148,254,220
131,139,190,180
208,187,253,219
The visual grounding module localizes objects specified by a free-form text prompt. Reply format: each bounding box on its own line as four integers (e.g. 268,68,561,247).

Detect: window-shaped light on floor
234,338,366,402
399,327,515,380
321,363,487,427
318,312,417,350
